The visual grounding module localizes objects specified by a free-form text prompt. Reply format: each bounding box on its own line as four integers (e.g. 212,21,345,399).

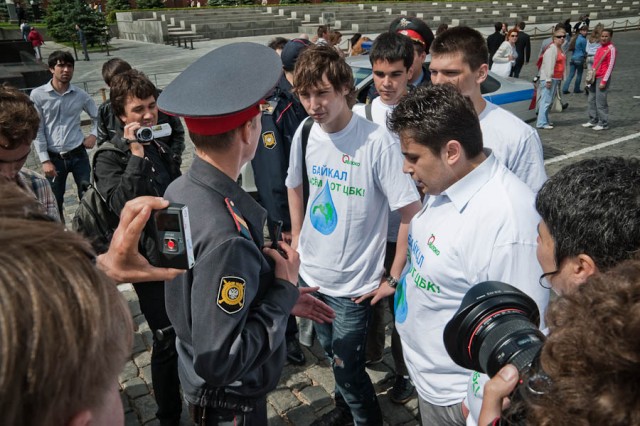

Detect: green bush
46,0,109,44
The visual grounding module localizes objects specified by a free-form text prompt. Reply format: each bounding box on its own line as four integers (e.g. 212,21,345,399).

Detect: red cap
182,103,262,136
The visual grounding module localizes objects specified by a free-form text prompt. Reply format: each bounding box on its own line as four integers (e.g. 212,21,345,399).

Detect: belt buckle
59,151,70,159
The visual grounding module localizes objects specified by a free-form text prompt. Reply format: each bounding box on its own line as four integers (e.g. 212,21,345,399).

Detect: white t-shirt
286,114,419,298
395,151,549,406
353,98,402,242
479,101,547,193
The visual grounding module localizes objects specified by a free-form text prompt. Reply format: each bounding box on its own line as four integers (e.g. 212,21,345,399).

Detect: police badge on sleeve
217,276,246,314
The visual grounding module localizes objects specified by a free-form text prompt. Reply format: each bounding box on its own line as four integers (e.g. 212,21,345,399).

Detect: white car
348,55,537,122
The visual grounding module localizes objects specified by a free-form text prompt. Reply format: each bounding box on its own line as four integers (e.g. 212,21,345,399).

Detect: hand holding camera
123,122,172,157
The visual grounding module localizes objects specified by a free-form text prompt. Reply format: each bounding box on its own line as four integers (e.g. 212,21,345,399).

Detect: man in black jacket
97,58,185,165
252,38,311,365
511,21,531,78
487,22,504,68
94,69,182,426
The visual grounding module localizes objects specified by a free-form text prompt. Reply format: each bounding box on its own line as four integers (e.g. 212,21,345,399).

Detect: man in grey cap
158,42,334,425
253,38,312,366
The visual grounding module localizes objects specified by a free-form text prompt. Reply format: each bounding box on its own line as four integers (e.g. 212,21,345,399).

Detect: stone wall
116,11,167,44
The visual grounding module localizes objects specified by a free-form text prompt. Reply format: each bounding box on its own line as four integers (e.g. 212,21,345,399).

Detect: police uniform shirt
164,156,299,404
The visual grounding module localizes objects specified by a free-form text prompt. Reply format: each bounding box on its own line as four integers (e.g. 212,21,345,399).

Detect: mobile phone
271,220,287,258
153,203,195,270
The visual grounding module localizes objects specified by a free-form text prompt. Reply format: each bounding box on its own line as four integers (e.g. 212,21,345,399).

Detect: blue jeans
562,58,585,93
47,148,91,219
301,278,382,425
536,79,558,128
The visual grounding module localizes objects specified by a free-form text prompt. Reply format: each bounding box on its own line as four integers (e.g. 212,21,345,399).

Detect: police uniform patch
217,276,246,314
262,131,277,149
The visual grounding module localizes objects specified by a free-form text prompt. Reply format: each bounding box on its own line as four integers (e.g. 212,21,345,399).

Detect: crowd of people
0,12,635,426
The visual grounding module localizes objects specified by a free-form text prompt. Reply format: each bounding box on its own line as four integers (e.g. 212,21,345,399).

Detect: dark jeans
46,148,90,219
510,58,525,78
365,242,408,376
189,397,267,425
134,281,182,425
301,278,382,425
563,58,585,93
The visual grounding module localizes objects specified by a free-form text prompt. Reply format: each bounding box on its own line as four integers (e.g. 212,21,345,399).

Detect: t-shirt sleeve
373,134,420,210
285,123,304,189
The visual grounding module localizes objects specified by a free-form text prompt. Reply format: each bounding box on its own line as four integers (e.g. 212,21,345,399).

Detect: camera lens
136,127,153,142
443,281,544,377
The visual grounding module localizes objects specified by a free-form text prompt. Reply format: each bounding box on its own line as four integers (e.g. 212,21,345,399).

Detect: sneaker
286,338,306,366
582,122,596,128
593,125,609,131
537,125,554,130
310,407,354,426
562,103,569,110
389,375,415,404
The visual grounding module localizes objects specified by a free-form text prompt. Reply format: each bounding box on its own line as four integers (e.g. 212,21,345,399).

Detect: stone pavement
20,22,640,426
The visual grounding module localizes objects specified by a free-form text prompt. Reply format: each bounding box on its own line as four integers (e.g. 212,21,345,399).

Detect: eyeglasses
509,34,518,38
555,35,566,39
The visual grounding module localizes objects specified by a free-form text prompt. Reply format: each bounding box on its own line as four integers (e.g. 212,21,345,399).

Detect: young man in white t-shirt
381,84,549,426
352,31,418,405
429,26,547,193
286,45,421,425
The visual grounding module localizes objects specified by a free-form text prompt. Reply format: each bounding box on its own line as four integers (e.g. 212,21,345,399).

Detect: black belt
48,144,86,160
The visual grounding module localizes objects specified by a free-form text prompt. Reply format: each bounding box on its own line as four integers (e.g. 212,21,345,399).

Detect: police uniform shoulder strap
224,197,252,240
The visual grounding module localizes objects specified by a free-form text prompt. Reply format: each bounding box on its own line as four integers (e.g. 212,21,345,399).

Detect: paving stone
125,411,140,426
282,369,312,391
378,394,416,424
121,391,133,413
267,387,301,414
122,289,139,303
131,333,147,355
285,403,317,426
267,403,288,426
134,350,152,369
128,300,142,317
143,420,160,426
305,364,335,394
367,362,394,389
119,360,140,382
297,385,332,410
141,329,155,349
134,394,159,424
141,364,153,385
123,377,150,399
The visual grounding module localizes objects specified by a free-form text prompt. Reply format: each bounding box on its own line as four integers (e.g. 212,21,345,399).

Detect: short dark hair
109,69,157,120
518,21,526,30
603,28,614,36
0,84,39,149
388,84,483,157
431,26,489,71
293,45,355,106
317,25,328,38
369,31,414,71
494,22,503,32
101,58,132,87
47,50,74,69
267,36,289,52
535,157,640,271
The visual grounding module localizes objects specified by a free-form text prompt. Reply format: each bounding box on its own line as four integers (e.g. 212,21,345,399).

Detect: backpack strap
90,144,126,203
300,117,313,212
365,102,373,122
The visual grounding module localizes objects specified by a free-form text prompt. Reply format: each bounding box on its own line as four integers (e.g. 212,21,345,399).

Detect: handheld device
153,203,195,269
271,220,287,258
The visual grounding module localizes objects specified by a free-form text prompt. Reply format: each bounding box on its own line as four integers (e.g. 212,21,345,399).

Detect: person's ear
444,140,462,165
67,410,92,426
572,253,598,286
477,63,489,84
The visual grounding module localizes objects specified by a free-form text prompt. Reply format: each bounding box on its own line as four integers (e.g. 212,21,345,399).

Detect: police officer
252,38,312,366
157,43,334,426
389,16,435,88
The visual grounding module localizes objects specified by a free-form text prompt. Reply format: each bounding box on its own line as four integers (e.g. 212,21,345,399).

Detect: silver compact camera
136,123,172,142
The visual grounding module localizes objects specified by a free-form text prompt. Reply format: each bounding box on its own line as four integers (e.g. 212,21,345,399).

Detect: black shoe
310,407,354,426
562,90,570,94
389,375,415,404
286,338,305,365
562,103,569,110
574,89,583,94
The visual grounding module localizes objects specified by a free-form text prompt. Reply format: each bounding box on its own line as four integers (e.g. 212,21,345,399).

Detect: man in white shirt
286,44,421,425
352,31,417,405
429,26,547,193
382,84,549,426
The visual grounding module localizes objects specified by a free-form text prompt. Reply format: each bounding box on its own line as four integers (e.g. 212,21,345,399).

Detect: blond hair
0,183,132,426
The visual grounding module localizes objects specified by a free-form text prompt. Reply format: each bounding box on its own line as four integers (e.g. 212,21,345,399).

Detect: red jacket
594,42,616,83
27,29,44,47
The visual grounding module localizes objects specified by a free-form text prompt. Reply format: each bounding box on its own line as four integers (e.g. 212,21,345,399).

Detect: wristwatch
386,275,399,288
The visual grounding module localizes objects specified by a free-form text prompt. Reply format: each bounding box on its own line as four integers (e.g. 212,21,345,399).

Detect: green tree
106,0,129,12
136,0,163,9
46,0,108,45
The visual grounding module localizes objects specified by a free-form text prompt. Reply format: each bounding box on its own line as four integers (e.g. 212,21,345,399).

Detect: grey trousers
587,77,611,127
418,397,466,426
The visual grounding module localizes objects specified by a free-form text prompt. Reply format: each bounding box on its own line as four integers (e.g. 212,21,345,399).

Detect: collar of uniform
441,148,496,213
188,156,266,234
44,80,76,95
277,73,293,93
